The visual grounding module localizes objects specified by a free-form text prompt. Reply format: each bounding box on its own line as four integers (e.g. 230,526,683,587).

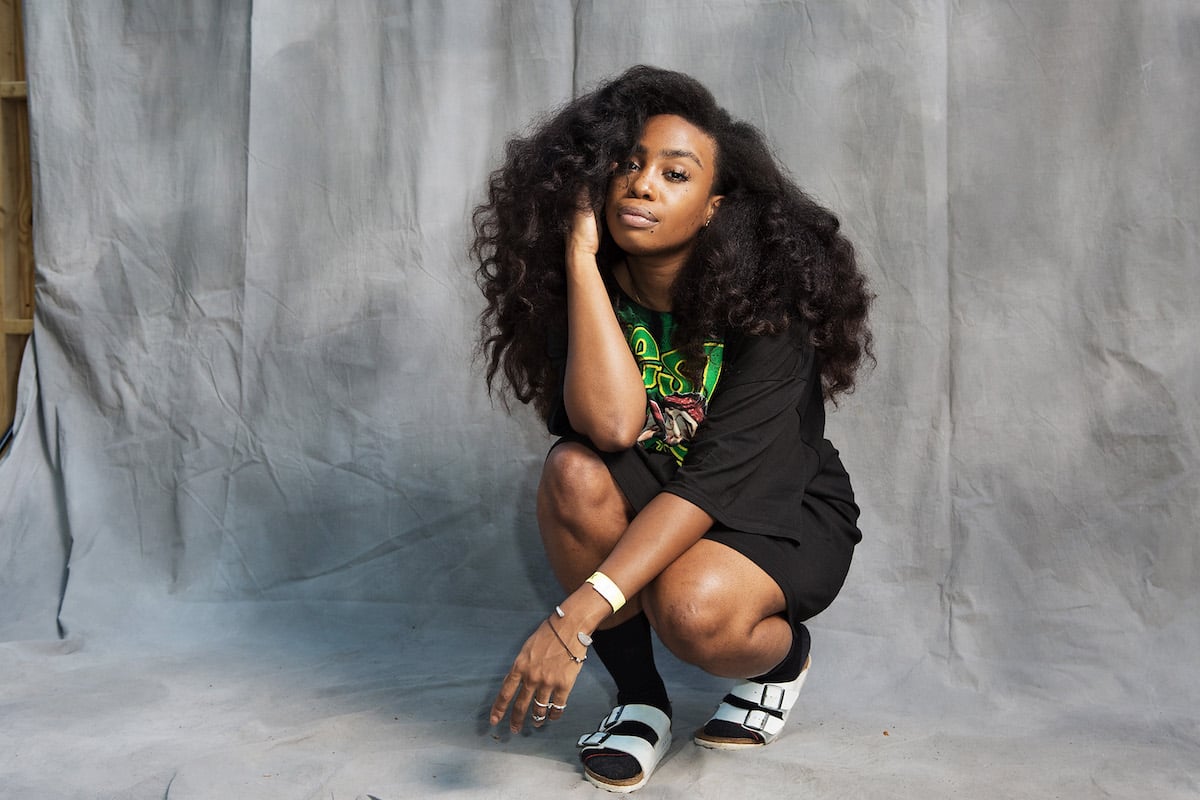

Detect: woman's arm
489,491,712,731
560,491,714,629
561,204,647,451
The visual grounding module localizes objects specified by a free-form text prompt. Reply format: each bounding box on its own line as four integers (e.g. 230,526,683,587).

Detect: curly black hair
472,65,873,419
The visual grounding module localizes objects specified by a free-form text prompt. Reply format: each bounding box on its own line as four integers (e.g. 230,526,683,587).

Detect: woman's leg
537,443,670,709
536,441,642,628
641,539,795,679
538,442,799,684
538,442,673,782
644,539,814,747
538,441,670,700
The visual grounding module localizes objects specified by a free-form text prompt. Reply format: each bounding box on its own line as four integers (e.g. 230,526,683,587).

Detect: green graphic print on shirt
616,299,724,464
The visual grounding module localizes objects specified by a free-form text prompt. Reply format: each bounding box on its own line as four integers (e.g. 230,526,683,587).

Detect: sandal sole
582,730,672,792
692,731,766,750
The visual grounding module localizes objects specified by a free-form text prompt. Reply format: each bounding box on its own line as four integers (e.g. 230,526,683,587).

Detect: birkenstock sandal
577,703,672,793
693,657,810,749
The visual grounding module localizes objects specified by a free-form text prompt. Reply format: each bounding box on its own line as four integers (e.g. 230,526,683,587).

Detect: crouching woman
473,65,873,793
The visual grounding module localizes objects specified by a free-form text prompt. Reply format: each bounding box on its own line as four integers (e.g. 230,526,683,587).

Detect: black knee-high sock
751,622,811,684
590,612,672,717
582,613,670,783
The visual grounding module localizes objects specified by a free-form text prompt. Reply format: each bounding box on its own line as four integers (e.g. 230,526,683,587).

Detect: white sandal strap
577,730,662,767
725,667,808,714
709,700,787,737
578,703,670,737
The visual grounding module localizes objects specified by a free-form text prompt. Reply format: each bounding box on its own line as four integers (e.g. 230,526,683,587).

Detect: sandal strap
725,668,808,714
578,730,661,768
581,703,671,738
708,700,787,737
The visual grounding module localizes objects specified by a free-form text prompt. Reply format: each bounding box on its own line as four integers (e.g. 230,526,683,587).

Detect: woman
473,66,872,793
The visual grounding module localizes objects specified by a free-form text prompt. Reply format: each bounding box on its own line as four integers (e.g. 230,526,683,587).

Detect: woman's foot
578,704,672,792
693,655,810,749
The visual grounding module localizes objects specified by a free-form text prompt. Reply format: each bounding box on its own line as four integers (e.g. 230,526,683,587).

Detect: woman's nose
629,172,654,199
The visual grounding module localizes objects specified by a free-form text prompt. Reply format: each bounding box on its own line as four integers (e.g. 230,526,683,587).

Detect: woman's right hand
567,191,601,260
490,618,584,733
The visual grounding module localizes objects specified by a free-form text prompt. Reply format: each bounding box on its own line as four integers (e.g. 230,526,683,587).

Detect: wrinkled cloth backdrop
1,2,1196,798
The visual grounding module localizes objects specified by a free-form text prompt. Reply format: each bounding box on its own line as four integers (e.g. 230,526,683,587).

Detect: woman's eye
665,169,689,182
619,160,640,173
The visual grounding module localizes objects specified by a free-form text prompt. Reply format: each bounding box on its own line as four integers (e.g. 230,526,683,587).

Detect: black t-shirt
548,290,860,543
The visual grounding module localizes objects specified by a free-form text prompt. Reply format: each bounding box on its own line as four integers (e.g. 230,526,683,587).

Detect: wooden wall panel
0,0,31,443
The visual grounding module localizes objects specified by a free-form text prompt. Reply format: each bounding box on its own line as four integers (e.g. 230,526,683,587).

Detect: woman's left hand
490,618,585,733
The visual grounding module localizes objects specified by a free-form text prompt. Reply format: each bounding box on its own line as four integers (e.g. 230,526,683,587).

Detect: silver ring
549,703,567,711
532,699,549,709
532,713,546,722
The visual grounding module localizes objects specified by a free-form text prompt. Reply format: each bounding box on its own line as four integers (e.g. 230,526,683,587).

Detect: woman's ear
706,195,723,223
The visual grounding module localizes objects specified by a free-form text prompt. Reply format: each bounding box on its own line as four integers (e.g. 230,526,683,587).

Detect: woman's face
605,114,722,261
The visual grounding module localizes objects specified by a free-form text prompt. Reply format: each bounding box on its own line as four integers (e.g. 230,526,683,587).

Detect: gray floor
2,603,1195,799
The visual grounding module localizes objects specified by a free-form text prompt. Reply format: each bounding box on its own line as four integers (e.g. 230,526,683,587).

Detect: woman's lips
617,205,658,228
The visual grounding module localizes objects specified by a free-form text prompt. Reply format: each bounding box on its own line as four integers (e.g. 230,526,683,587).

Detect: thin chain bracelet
555,605,594,648
546,616,587,664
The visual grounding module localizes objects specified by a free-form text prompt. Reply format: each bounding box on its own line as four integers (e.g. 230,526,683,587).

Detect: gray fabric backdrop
1,2,1196,798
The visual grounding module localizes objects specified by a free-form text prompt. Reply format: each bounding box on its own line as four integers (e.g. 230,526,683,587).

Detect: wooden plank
0,0,24,82
0,0,27,436
1,335,11,432
14,94,30,318
1,330,22,433
1,94,20,322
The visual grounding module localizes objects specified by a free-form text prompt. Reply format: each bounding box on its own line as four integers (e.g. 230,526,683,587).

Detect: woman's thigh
707,518,855,625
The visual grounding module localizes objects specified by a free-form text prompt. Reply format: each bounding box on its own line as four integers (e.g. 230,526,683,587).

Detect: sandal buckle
758,684,787,711
743,709,772,732
601,706,625,728
578,731,611,747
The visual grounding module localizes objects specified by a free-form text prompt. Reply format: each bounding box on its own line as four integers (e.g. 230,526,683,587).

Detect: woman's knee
644,540,787,674
643,572,741,671
537,442,629,539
